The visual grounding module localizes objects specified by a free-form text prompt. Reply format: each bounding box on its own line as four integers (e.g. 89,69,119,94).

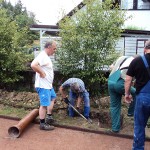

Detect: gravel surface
1,118,150,150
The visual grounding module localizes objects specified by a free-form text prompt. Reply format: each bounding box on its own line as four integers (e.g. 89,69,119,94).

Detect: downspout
8,109,39,138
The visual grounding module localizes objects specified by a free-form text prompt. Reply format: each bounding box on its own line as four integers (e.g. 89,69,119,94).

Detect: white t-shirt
109,56,134,80
34,51,54,89
120,56,134,80
120,57,134,70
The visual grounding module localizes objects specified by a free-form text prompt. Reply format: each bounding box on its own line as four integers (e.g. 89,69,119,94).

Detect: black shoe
107,129,119,134
111,130,119,133
40,123,54,130
45,115,55,125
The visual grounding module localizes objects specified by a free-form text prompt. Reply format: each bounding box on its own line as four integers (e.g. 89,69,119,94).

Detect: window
136,39,148,54
118,0,150,10
121,0,134,9
138,0,150,9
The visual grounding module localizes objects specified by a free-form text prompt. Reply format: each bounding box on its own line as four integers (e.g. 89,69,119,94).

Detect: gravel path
0,118,150,150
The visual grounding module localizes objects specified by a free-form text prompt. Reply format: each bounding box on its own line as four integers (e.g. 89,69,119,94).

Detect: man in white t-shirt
31,41,57,130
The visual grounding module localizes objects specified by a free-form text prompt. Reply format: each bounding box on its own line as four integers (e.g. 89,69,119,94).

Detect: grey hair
145,40,150,49
70,82,80,92
44,41,53,48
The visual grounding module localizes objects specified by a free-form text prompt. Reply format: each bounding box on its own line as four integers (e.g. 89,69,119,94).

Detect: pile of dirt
0,89,39,109
0,89,67,110
0,89,135,135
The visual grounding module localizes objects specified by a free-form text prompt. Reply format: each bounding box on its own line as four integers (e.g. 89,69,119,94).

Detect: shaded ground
1,118,150,150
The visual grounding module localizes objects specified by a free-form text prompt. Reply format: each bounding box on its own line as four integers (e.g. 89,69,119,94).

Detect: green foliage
1,0,39,41
0,0,39,87
0,8,32,86
57,0,127,95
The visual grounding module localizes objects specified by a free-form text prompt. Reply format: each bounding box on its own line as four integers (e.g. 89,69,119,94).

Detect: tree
1,0,39,43
57,0,128,95
0,8,31,88
0,0,40,89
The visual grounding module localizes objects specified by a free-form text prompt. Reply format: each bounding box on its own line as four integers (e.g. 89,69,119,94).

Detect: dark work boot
40,123,54,131
45,115,55,125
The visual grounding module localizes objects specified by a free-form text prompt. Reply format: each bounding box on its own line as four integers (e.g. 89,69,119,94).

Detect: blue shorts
36,88,56,106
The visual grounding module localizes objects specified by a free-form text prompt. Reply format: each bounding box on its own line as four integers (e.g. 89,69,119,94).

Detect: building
60,0,150,30
30,0,150,68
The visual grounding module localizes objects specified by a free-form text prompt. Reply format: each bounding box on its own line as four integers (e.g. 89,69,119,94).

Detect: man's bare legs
47,99,55,114
39,106,54,130
39,106,47,119
46,99,56,124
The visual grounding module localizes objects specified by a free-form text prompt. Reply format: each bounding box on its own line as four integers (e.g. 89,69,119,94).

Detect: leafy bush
0,8,33,87
57,0,128,95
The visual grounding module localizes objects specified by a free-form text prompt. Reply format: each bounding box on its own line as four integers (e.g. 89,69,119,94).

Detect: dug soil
0,89,150,138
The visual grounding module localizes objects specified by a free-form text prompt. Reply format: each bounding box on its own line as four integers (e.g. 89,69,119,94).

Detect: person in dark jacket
125,40,150,150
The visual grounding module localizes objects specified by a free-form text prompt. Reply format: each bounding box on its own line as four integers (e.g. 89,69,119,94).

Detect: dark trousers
68,90,90,118
108,78,136,131
132,81,150,150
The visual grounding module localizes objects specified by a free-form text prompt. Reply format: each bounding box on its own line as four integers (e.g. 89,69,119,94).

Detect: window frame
113,0,150,10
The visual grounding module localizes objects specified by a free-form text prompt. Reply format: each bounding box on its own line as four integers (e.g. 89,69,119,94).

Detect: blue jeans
68,90,90,118
132,81,150,150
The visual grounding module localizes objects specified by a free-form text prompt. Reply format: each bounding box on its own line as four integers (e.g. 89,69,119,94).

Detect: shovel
68,102,92,124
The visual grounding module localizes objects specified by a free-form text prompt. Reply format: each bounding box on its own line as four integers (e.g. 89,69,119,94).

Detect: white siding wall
124,11,150,30
34,34,150,71
115,37,125,54
116,36,150,56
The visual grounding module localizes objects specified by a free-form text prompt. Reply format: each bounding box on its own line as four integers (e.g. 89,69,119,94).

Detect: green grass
0,104,30,118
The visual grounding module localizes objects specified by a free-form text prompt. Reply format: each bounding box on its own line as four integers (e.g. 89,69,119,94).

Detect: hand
40,72,46,78
124,94,132,104
63,97,70,104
